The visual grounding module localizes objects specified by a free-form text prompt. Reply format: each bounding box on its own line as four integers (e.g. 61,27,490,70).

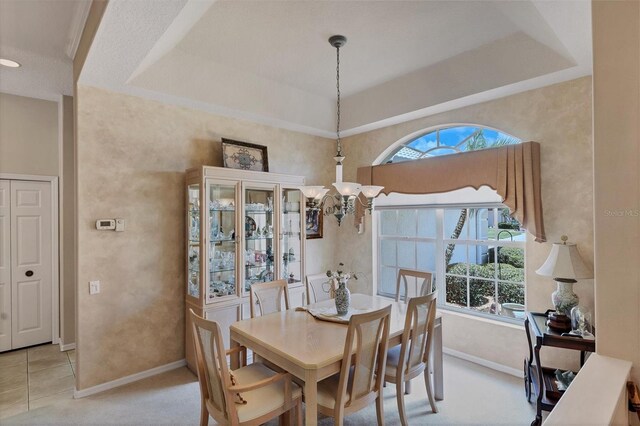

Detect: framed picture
305,208,323,239
221,138,269,172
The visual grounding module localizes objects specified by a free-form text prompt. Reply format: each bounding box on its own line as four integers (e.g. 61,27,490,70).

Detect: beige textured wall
339,77,594,371
60,95,75,345
0,93,59,176
592,0,640,388
75,85,335,389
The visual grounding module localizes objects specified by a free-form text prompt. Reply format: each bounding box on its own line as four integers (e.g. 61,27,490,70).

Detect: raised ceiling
0,0,91,100
80,0,592,138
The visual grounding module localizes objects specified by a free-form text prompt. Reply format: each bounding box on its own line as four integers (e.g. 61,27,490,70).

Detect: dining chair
249,279,290,318
385,292,439,425
305,273,334,305
316,305,392,426
395,269,434,302
190,309,302,426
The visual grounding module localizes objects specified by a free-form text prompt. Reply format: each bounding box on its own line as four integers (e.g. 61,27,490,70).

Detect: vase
335,279,351,316
552,280,579,316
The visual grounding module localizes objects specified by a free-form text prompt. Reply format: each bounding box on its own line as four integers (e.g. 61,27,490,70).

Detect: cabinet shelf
245,210,273,214
210,239,236,244
245,236,274,241
210,267,235,273
210,208,235,212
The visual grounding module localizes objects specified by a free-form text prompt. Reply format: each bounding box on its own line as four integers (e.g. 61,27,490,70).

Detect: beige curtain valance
357,141,546,242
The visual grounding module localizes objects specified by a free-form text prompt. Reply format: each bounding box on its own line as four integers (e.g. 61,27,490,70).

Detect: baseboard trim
443,347,522,378
59,342,76,351
73,359,186,399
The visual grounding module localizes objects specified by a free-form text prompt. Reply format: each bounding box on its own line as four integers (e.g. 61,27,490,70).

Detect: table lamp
536,235,593,331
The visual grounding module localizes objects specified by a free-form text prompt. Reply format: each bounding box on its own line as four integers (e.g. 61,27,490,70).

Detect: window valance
356,141,546,242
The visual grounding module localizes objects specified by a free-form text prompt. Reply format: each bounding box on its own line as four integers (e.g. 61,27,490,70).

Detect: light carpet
3,355,536,425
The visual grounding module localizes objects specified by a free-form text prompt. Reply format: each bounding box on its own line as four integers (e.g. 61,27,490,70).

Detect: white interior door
0,181,11,351
10,180,52,349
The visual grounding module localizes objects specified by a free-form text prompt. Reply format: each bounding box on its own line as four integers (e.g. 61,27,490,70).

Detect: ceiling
80,0,592,138
0,0,91,100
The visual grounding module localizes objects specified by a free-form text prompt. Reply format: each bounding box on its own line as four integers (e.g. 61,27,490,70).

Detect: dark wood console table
524,311,595,426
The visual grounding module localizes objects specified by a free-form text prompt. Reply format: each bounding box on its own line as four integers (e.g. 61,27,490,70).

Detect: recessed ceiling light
0,58,21,68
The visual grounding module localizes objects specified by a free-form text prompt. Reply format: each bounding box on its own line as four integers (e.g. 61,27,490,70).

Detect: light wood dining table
229,293,443,426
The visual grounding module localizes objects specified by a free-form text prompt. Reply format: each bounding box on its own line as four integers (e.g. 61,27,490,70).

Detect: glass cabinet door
281,188,303,284
243,185,276,293
207,181,237,302
187,184,200,299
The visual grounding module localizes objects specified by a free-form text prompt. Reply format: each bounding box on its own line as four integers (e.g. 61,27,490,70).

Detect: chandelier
299,35,384,226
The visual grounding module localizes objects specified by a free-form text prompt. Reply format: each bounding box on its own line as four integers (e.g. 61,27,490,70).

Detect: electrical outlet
89,280,100,295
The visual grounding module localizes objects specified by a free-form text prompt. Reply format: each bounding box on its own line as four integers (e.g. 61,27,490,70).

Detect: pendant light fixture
300,35,384,226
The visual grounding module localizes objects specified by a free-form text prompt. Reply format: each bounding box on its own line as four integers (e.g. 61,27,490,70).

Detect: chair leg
376,393,386,426
199,399,209,426
424,369,438,413
396,380,408,426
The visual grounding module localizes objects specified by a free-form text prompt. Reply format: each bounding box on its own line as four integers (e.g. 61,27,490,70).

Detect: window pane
380,266,397,296
469,278,496,313
468,245,493,279
380,240,396,266
417,242,436,272
407,133,437,152
444,208,469,240
469,208,490,241
380,210,397,235
397,241,416,269
445,274,467,308
445,243,467,271
397,209,416,236
439,126,478,147
417,209,436,238
498,282,525,306
497,247,524,282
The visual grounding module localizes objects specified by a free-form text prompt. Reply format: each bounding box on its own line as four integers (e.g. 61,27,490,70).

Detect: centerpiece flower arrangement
327,263,357,315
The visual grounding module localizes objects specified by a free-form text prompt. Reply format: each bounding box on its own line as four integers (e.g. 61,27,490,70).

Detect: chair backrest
397,292,438,378
250,279,290,318
395,269,434,302
190,309,236,423
305,273,334,305
335,305,391,410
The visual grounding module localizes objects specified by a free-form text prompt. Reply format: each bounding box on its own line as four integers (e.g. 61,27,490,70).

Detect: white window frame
373,202,526,324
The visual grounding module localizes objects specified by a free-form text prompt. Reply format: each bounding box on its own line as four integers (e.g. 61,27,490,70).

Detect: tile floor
0,344,75,420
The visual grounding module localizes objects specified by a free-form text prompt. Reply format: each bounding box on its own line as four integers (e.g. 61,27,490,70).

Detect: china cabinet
185,166,306,371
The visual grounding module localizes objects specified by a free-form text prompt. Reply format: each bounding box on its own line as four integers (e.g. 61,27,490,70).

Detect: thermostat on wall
95,219,125,231
96,219,116,230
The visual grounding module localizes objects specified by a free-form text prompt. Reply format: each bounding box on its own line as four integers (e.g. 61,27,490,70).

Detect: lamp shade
333,182,361,196
536,241,593,280
299,186,327,199
360,185,384,198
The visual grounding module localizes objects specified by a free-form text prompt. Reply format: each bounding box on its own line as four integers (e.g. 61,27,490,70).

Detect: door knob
25,270,34,277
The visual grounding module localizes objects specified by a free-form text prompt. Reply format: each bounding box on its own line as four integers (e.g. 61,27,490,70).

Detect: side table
524,310,595,426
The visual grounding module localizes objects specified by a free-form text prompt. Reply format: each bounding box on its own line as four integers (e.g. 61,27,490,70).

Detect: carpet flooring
3,355,537,425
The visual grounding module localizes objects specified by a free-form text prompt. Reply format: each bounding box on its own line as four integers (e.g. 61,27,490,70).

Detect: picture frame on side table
305,208,323,239
221,138,269,172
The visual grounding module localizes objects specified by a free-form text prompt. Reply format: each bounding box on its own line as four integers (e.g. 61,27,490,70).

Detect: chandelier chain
336,44,342,157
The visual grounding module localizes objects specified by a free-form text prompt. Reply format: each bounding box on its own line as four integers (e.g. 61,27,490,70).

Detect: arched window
381,125,521,164
374,125,526,322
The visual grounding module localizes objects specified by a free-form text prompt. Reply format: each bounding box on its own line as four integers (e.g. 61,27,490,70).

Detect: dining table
229,293,444,426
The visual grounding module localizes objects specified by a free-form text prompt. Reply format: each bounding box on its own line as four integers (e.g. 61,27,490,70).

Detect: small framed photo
221,138,269,172
305,208,323,239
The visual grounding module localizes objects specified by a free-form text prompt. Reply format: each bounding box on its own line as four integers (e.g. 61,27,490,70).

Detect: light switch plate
89,280,100,295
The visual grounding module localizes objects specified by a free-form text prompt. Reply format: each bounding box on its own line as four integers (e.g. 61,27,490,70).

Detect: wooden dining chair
385,292,439,425
395,269,434,302
305,273,334,305
190,310,302,426
316,305,392,426
249,279,290,318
